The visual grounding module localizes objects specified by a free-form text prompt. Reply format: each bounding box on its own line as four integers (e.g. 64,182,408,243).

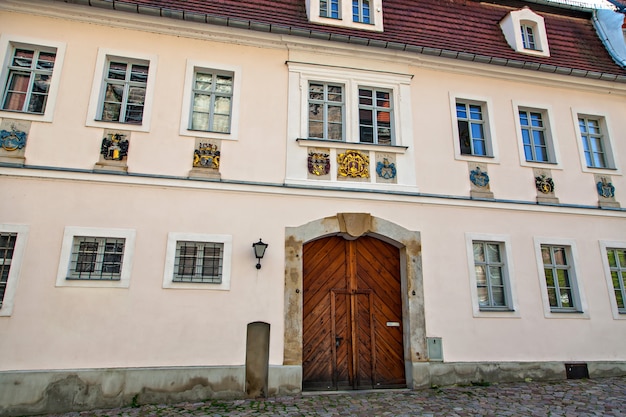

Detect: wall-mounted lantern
252,239,268,269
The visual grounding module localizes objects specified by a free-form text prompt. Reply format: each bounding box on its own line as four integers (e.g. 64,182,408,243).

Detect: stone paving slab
43,376,626,417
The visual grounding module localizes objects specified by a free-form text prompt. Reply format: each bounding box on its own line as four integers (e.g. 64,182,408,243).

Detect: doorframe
284,213,426,389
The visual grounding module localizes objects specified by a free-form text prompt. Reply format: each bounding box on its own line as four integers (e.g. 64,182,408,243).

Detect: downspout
592,9,626,68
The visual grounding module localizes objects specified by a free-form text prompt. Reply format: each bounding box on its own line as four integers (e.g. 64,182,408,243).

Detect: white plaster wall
0,2,625,372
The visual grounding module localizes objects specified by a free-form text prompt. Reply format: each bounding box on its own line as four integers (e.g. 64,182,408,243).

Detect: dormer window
521,24,536,50
500,8,550,57
306,0,383,32
352,0,371,24
320,0,339,19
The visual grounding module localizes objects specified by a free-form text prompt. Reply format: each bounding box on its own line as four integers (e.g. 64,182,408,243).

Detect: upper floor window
456,101,489,156
353,0,371,24
500,8,550,57
358,88,392,145
578,116,611,169
0,36,66,122
606,247,626,314
519,109,551,163
2,47,55,114
190,70,233,134
305,0,383,31
99,58,148,124
321,0,340,18
520,24,537,50
86,49,156,132
309,82,344,141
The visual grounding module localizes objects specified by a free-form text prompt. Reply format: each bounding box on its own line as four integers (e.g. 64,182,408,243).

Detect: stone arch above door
284,213,426,388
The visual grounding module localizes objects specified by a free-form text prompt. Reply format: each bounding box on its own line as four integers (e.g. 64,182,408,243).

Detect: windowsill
87,118,149,133
297,138,408,154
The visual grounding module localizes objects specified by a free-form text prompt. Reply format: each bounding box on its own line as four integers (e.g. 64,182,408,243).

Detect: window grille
0,233,17,307
174,241,223,284
68,237,125,280
100,59,149,124
2,47,56,114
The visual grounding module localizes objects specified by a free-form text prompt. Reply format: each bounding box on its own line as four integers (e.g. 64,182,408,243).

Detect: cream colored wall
1,2,626,372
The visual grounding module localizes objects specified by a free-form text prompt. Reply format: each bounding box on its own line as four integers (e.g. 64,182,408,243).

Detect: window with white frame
305,0,383,31
98,58,149,124
472,241,511,310
163,233,232,290
173,241,223,284
540,244,581,312
578,116,614,169
519,108,553,163
0,225,28,317
0,233,17,308
190,70,233,133
456,100,490,157
358,87,392,145
520,23,537,50
352,0,371,23
500,8,550,57
1,46,56,114
56,227,135,288
606,247,626,314
86,49,156,132
321,0,340,18
67,236,125,281
307,82,395,145
308,82,344,140
0,36,66,122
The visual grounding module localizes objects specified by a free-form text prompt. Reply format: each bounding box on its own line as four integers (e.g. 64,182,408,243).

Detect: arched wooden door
302,235,405,390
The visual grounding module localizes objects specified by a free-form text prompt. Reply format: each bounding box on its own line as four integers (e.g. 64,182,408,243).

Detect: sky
544,0,617,8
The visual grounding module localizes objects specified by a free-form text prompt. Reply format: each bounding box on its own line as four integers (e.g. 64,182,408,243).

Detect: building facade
1,0,626,414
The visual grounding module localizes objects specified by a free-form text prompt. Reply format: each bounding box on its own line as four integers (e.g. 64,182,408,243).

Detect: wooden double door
302,235,405,390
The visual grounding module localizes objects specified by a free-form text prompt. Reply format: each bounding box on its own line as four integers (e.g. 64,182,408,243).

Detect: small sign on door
386,322,400,327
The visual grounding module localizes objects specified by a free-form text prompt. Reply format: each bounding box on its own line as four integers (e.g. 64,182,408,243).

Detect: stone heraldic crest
193,143,220,169
0,127,27,151
376,158,397,179
470,166,489,188
100,133,129,161
597,178,616,198
337,150,370,178
535,174,555,194
308,151,330,176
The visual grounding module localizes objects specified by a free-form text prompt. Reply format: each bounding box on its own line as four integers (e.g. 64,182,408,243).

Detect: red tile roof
70,0,626,80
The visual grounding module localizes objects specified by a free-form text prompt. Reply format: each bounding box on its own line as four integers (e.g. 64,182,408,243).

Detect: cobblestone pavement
45,376,626,417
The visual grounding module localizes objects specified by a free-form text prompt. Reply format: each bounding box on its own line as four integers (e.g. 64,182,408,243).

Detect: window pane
214,96,231,115
560,289,572,307
475,265,486,285
607,250,617,267
212,114,230,133
618,250,626,267
108,62,127,80
486,244,500,263
553,248,567,265
491,287,505,306
489,266,503,286
544,268,554,287
541,246,551,265
195,73,213,91
473,243,485,262
193,94,211,112
328,123,343,140
104,84,123,103
215,75,233,93
192,113,210,131
130,65,149,83
101,102,121,122
477,287,489,307
76,241,98,273
547,288,558,307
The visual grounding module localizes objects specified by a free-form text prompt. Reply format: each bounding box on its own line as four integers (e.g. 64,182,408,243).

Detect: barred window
68,236,125,280
174,241,223,284
0,233,17,307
